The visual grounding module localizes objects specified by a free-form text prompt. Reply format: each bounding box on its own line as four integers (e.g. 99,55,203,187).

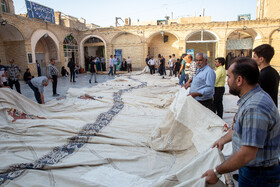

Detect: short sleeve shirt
31,76,48,93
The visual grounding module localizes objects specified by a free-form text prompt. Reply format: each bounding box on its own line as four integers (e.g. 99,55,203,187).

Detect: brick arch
226,28,260,40
185,30,219,42
269,29,280,69
268,29,280,40
146,31,179,43
185,30,219,68
31,29,60,64
111,32,142,44
0,23,24,41
146,31,180,60
80,35,107,68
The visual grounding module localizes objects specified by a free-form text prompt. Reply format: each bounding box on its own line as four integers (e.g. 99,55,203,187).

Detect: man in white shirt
108,55,114,76
148,56,156,74
127,57,132,73
28,76,49,104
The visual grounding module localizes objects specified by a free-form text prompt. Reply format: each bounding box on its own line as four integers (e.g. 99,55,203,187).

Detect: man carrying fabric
6,59,22,93
48,58,59,97
213,57,226,118
28,76,48,104
187,53,216,111
253,44,279,107
202,57,280,186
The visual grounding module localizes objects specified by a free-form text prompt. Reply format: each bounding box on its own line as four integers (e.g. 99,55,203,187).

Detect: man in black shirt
253,44,280,107
67,58,76,82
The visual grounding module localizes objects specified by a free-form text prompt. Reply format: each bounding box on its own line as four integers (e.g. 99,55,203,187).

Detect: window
63,35,78,63
1,0,7,13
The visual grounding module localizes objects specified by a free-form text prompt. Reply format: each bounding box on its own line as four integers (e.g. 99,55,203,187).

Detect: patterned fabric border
0,77,147,185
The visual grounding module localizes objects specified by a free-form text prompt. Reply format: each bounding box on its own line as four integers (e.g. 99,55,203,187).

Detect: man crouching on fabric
28,76,49,104
201,57,280,186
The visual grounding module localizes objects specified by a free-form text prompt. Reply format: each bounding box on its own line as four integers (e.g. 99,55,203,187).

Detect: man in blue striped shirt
202,57,280,186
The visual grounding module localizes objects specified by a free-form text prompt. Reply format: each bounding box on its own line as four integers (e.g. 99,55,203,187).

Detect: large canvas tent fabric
0,75,233,186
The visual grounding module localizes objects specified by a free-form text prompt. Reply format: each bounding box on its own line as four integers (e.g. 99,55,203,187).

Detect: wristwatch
213,168,222,178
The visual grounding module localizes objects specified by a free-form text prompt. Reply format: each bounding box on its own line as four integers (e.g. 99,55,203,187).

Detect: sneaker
53,94,60,97
233,174,239,182
89,80,91,84
95,81,98,83
73,81,76,82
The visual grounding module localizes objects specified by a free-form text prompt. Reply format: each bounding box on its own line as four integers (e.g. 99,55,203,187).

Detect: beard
229,88,240,96
229,83,240,96
229,86,240,96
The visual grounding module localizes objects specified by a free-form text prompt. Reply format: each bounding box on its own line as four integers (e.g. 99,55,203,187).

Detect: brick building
0,0,280,77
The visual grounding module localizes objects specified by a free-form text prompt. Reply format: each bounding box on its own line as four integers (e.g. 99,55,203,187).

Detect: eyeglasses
195,59,204,62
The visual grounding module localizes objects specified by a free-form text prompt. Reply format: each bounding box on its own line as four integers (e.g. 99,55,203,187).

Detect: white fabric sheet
0,74,233,186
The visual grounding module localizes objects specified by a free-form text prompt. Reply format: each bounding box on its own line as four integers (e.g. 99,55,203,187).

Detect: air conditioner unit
237,14,251,21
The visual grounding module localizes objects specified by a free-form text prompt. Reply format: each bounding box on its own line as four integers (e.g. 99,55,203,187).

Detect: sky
13,0,257,27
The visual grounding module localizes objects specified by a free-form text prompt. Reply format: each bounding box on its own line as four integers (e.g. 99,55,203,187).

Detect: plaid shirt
232,85,280,167
48,63,59,78
6,64,21,81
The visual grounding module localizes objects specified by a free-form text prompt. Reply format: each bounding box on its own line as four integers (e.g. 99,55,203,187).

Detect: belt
246,160,279,170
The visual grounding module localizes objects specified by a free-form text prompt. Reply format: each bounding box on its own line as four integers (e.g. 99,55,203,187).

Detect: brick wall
4,40,27,77
270,30,280,70
112,33,144,69
148,33,181,64
186,42,217,68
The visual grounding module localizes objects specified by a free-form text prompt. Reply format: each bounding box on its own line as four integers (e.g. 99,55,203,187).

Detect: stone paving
18,72,116,103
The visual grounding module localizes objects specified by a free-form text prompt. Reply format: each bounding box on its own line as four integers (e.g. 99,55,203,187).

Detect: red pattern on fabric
7,108,46,122
78,94,103,100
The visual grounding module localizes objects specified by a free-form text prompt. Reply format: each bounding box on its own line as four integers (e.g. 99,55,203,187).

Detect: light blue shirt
31,76,48,93
113,58,118,65
189,64,216,101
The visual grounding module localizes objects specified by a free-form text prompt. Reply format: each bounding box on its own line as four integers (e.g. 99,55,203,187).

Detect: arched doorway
31,30,59,76
226,29,255,69
148,32,180,64
270,30,280,71
34,35,58,76
0,23,25,69
186,30,218,68
83,36,105,71
63,34,78,66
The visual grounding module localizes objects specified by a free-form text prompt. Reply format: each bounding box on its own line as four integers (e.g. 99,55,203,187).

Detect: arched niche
186,30,218,68
111,32,144,69
147,31,180,62
80,35,106,70
0,23,25,71
225,28,258,69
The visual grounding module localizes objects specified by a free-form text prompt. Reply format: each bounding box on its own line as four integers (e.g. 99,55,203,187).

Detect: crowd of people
145,44,280,186
85,56,106,72
0,44,280,185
